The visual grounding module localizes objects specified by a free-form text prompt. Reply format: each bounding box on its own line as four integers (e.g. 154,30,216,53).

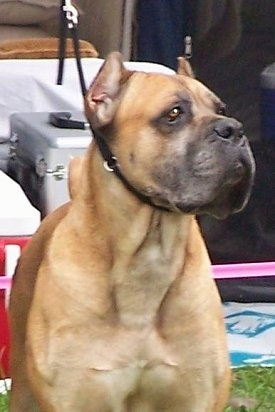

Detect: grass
0,367,274,411
0,394,8,412
225,366,275,411
0,380,8,412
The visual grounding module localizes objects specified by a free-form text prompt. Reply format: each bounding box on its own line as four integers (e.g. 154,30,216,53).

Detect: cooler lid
10,111,93,150
0,171,40,236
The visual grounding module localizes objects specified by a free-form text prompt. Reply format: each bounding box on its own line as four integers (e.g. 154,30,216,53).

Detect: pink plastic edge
0,276,12,290
0,261,275,289
212,261,275,279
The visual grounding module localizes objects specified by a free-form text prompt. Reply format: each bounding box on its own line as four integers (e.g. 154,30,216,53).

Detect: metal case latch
46,164,68,181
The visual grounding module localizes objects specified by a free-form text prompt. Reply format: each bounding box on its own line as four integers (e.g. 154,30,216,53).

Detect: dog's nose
213,118,244,141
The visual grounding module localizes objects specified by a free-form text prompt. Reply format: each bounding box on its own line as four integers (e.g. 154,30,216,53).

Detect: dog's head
85,52,255,219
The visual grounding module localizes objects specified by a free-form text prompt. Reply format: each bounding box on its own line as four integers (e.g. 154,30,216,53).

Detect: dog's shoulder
9,202,71,364
11,202,71,296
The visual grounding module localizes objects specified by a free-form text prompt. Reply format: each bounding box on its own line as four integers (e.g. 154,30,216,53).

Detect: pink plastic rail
0,276,12,290
0,262,275,290
212,261,275,279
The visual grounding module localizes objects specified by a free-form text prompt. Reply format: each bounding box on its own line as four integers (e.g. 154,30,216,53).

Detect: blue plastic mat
224,302,275,367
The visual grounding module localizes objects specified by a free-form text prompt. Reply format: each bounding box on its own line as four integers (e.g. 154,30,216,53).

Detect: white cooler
0,171,40,377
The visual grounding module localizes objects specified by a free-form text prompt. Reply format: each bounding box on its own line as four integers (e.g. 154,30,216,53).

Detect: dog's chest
111,228,185,329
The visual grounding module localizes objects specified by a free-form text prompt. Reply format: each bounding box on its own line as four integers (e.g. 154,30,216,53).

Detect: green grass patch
0,391,8,412
0,367,274,411
226,366,275,411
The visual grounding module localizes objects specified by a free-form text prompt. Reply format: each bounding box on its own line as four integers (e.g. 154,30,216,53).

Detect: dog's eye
167,106,183,123
154,102,189,131
216,103,227,116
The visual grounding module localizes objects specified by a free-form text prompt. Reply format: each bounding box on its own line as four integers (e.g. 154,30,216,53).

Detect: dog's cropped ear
177,56,195,78
85,51,128,127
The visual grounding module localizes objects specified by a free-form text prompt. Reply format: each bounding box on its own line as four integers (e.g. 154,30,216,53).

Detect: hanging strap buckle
63,0,78,28
184,35,192,60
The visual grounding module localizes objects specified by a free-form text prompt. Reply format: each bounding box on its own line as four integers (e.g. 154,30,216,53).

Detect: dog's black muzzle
192,116,256,218
213,117,245,143
149,116,256,218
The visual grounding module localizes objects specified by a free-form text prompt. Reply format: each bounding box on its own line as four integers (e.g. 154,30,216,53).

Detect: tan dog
9,52,255,411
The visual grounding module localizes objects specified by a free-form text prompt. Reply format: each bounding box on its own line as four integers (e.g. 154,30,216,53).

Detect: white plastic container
0,170,40,236
0,171,40,376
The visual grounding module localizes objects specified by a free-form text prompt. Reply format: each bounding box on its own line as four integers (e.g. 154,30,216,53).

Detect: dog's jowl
9,52,255,411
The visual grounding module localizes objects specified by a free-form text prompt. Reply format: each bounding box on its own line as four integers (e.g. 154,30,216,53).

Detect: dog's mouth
142,152,255,219
192,175,252,219
148,181,249,218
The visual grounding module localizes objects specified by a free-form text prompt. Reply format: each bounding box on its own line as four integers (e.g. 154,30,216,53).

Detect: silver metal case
8,111,92,216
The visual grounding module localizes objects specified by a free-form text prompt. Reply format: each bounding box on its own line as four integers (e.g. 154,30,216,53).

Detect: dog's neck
72,144,199,328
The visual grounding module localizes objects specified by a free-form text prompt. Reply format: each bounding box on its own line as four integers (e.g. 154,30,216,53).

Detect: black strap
90,125,170,211
71,25,87,97
57,0,87,97
56,0,66,86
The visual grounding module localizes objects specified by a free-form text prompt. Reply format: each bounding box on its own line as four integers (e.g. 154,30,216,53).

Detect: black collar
90,124,170,212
